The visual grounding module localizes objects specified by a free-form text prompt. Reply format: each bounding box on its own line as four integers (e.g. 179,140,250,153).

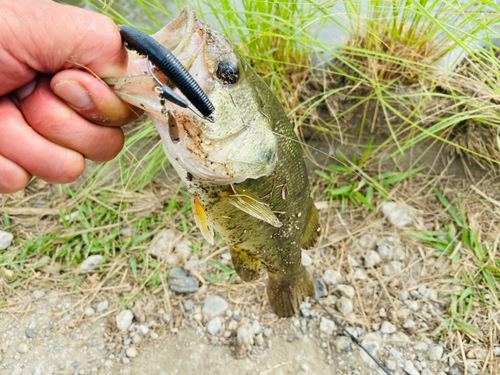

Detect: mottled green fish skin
185,68,319,317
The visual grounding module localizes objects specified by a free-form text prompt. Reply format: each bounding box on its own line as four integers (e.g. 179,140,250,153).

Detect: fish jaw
106,6,278,184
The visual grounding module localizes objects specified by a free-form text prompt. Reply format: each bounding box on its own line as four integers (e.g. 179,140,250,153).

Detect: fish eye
216,61,239,85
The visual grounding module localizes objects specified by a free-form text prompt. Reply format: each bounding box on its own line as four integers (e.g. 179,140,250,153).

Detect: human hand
0,0,140,194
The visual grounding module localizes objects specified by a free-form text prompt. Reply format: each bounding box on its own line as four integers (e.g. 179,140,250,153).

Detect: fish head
107,6,277,183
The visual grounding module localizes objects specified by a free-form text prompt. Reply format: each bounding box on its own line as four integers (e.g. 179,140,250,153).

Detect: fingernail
14,79,37,101
53,80,91,109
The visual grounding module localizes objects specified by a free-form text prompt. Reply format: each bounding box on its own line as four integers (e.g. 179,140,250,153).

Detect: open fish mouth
106,7,277,184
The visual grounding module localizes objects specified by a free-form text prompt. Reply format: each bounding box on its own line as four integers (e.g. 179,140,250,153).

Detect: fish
105,6,320,317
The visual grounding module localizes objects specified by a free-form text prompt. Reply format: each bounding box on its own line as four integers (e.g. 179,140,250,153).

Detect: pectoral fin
226,185,282,227
191,197,215,245
300,204,320,249
231,247,260,282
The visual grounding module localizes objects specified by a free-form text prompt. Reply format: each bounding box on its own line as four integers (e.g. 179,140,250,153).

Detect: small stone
382,261,403,276
421,369,434,375
322,269,340,285
335,285,355,299
397,308,412,320
390,332,410,347
150,332,158,340
97,300,109,312
379,308,386,318
72,361,80,368
333,336,351,351
364,250,381,268
400,291,409,301
126,347,138,358
137,325,149,335
377,244,393,259
494,347,500,356
84,307,95,317
358,234,376,249
403,360,420,375
119,226,133,238
428,345,443,361
255,333,264,346
301,251,313,267
319,317,336,335
414,342,429,352
232,313,241,322
372,323,380,331
252,320,261,335
353,268,367,280
237,323,255,347
202,295,228,316
263,328,272,338
301,363,310,372
162,312,171,324
80,255,104,273
381,202,413,227
418,286,429,297
175,239,192,260
116,310,134,332
168,268,199,294
0,231,13,250
104,359,113,368
16,343,29,353
360,333,381,366
184,300,195,311
336,297,353,316
25,329,36,338
403,319,416,329
122,357,131,365
33,290,45,299
132,335,142,345
132,301,146,323
148,230,176,259
380,321,397,334
385,359,397,371
313,278,328,298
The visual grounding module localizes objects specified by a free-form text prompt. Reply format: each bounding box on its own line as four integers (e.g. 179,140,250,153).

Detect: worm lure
119,25,215,123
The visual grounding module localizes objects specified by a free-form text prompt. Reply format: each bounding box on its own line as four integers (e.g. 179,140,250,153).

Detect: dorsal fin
300,204,320,249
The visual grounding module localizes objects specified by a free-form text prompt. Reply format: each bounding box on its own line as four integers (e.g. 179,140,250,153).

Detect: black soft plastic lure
119,25,215,121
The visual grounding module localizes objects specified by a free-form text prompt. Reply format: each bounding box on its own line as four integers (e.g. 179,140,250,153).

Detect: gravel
428,345,444,360
17,343,29,354
301,251,313,267
206,317,222,335
319,317,335,335
97,300,109,312
353,268,368,281
148,230,176,259
403,360,420,375
335,285,355,299
125,347,138,358
167,268,199,294
358,234,376,249
0,230,14,250
333,336,352,352
202,295,228,316
382,261,403,276
363,250,381,268
322,269,341,285
313,278,328,298
25,329,36,338
377,244,393,259
116,310,134,332
380,321,397,334
184,299,195,311
84,307,95,316
80,255,104,273
336,297,353,316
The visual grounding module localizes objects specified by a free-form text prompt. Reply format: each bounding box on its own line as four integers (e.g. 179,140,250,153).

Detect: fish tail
267,267,315,318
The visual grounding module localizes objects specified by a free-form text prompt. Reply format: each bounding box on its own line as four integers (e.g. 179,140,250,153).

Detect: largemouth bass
106,6,320,317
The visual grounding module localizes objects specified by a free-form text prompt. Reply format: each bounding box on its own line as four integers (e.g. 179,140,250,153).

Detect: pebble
202,295,228,316
16,343,29,353
167,268,199,294
380,321,397,334
119,226,133,238
252,320,261,335
232,313,242,322
403,319,416,329
400,291,409,301
122,357,131,365
184,300,195,311
385,359,397,371
358,234,376,249
301,363,310,372
391,332,410,347
237,323,255,346
363,250,381,268
421,369,434,375
97,300,109,312
72,361,80,368
84,307,95,317
25,329,36,338
0,231,13,250
379,308,386,318
313,278,328,298
336,297,353,316
80,255,104,272
263,328,273,338
360,333,381,365
335,285,355,299
322,269,340,285
148,230,176,258
353,268,367,281
255,333,264,346
126,347,138,358
403,360,420,375
33,290,45,299
377,244,393,259
319,317,335,335
333,336,351,351
301,251,313,267
381,202,413,227
116,310,134,332
206,317,222,335
162,312,171,324
428,345,444,360
150,332,158,340
382,261,403,276
175,240,192,260
132,335,142,345
494,346,500,356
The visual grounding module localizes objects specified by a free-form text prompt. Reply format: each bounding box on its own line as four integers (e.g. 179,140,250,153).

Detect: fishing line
311,296,392,375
